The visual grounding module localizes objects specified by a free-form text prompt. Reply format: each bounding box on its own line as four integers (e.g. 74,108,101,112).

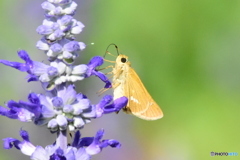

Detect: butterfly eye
121,58,127,63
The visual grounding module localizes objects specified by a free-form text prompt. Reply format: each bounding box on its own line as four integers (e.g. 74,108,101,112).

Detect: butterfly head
116,54,131,66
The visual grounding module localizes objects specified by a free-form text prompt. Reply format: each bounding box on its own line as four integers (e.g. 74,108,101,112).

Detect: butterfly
104,44,163,120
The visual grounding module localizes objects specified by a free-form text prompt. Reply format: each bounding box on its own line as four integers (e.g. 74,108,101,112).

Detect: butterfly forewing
126,69,150,114
126,68,163,120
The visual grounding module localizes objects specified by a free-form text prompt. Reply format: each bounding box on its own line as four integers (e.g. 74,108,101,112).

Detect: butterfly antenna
104,43,119,58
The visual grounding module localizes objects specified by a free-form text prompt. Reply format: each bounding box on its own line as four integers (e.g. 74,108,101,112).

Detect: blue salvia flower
3,129,121,160
0,84,127,132
0,50,111,90
0,0,128,159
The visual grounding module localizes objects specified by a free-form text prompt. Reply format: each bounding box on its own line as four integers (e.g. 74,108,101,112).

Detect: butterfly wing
125,68,163,120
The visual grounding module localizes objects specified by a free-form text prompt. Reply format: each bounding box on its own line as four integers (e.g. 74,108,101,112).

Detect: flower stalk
0,0,127,159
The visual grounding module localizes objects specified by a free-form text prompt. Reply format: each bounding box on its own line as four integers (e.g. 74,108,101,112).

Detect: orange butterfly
105,44,163,120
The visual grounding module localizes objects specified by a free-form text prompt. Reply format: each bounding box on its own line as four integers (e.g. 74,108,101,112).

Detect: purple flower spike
0,50,57,83
0,0,126,159
3,129,119,160
0,84,126,132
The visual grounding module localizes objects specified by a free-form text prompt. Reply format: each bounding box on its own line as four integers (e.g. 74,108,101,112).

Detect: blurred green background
0,0,240,160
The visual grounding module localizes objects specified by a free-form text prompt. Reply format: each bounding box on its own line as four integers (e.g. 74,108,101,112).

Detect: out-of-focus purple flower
0,84,127,132
0,0,127,159
84,129,121,155
0,50,33,73
37,0,85,63
95,95,128,118
0,95,42,122
36,38,86,64
3,129,120,160
86,56,112,88
0,50,112,90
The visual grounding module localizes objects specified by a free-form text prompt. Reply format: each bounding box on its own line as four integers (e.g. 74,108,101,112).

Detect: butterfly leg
105,72,113,75
97,88,110,95
112,81,121,89
104,59,116,63
97,65,114,71
97,81,121,96
97,65,114,76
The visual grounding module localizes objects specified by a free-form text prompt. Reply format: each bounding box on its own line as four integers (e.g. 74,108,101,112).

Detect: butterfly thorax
112,54,131,101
